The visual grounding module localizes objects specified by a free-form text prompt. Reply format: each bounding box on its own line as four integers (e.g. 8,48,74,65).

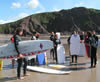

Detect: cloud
0,19,13,24
27,0,39,9
75,2,85,7
35,11,42,14
36,5,46,13
11,2,21,8
52,8,61,11
18,13,29,19
0,13,29,24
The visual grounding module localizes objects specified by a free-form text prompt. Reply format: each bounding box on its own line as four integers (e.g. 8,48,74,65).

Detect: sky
0,0,100,24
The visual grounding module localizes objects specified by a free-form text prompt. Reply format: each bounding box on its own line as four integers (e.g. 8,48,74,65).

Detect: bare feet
17,77,24,80
24,73,30,76
94,65,96,68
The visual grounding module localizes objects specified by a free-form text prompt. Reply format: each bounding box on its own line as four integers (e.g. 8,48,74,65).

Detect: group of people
11,28,99,80
68,31,99,68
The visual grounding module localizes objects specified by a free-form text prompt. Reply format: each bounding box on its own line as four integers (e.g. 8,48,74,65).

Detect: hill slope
0,7,100,35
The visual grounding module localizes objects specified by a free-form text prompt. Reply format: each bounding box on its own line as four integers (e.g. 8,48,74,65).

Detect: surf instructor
13,28,29,80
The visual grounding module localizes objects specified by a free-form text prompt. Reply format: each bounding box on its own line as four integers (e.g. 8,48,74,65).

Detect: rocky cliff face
0,7,100,35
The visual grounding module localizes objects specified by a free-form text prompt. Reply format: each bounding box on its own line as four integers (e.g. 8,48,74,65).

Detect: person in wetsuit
13,28,29,80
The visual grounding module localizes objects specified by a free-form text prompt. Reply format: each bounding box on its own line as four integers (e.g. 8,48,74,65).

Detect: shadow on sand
0,76,17,82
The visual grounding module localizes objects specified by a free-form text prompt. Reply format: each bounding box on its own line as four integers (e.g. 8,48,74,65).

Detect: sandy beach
0,35,100,82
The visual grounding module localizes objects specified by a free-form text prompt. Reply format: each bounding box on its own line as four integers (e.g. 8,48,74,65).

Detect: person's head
81,31,84,35
16,28,23,36
32,32,36,36
55,34,58,39
73,31,77,35
51,32,54,35
87,31,92,37
35,32,40,39
93,30,96,35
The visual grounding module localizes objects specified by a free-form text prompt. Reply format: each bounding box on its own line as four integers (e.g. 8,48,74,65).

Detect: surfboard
27,66,71,74
70,34,80,56
48,64,66,69
0,40,53,59
57,45,65,64
79,43,86,57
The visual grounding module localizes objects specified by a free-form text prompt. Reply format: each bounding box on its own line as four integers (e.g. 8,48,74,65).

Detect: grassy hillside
0,7,100,34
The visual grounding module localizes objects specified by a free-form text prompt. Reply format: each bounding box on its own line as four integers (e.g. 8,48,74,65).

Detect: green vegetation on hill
0,7,100,34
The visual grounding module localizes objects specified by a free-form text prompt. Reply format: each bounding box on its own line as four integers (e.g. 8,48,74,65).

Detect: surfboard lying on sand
0,40,53,59
27,66,71,74
48,64,66,69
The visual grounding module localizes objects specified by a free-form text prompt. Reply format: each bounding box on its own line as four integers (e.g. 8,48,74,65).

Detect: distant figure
90,31,99,68
54,33,61,63
85,32,91,57
50,32,55,60
67,33,73,56
79,32,85,56
67,36,71,46
27,32,37,66
35,32,40,40
80,32,85,41
70,31,80,63
31,32,37,40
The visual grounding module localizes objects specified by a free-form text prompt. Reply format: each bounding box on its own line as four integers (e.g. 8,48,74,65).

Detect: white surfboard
48,64,66,69
0,40,53,59
70,34,80,56
79,43,86,56
27,66,71,74
56,32,60,39
57,45,65,64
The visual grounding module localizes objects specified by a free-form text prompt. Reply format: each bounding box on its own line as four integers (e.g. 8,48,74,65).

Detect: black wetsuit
13,35,27,78
50,35,55,60
90,35,98,67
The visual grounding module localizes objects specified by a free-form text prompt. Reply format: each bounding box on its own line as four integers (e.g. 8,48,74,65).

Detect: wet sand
0,35,100,82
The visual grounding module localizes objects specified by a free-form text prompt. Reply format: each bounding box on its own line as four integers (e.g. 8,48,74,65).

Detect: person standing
79,32,85,56
70,31,80,63
53,33,61,63
35,32,40,40
27,32,37,66
85,32,91,57
90,31,99,67
31,32,36,40
50,32,55,60
13,28,29,80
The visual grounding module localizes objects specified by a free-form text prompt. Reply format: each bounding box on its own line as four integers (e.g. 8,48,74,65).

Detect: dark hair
16,28,23,35
32,32,36,35
87,31,92,37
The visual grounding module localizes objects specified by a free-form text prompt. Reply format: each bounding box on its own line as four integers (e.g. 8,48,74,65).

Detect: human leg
17,58,23,79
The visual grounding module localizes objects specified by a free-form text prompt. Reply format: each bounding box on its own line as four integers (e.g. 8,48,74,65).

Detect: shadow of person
69,62,90,66
0,76,17,81
69,67,89,71
3,64,17,70
60,66,89,71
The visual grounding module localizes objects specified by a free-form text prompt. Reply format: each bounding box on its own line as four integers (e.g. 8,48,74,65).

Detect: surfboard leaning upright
0,40,53,58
